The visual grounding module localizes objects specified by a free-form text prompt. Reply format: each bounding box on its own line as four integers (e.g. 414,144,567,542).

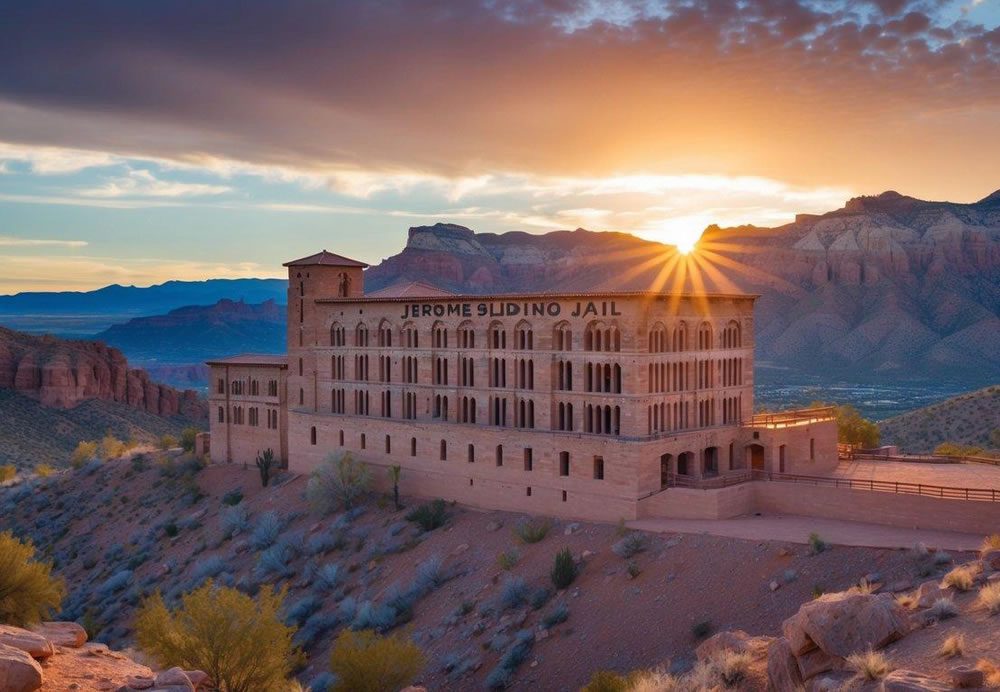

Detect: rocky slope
94,298,286,366
880,384,1000,454
0,326,205,419
365,191,1000,380
0,453,980,691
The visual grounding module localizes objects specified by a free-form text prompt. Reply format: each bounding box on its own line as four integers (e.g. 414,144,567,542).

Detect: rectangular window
440,440,447,461
561,490,567,502
217,378,225,394
810,438,815,460
361,433,366,449
523,448,533,471
593,456,604,480
217,406,224,423
468,444,475,463
559,451,570,477
526,487,532,496
496,445,503,467
385,435,391,454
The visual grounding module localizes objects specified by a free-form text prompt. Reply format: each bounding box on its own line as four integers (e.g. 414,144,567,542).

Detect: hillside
880,384,1000,454
0,388,198,468
94,298,286,365
0,454,976,691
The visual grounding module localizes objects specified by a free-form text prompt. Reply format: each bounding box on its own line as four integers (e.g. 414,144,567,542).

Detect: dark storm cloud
0,0,997,187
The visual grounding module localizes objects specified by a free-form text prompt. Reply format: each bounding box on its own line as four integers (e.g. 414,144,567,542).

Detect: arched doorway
703,447,719,477
677,451,694,476
746,444,765,471
660,453,673,489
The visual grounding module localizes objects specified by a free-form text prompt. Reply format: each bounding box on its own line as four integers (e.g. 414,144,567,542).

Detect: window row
648,319,742,353
217,378,279,397
220,405,278,429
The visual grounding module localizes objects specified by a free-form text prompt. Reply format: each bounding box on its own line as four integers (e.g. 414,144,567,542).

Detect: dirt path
629,513,984,551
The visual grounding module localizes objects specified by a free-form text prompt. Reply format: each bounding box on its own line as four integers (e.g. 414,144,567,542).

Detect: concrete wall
752,482,1000,536
637,483,754,520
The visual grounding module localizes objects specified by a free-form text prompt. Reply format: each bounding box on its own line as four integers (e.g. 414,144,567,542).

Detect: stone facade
208,249,838,521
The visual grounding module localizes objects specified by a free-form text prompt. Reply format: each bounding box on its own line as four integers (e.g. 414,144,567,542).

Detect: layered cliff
364,191,1000,379
0,326,206,420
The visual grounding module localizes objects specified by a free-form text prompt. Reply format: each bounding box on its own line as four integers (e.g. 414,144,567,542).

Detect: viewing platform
746,406,835,429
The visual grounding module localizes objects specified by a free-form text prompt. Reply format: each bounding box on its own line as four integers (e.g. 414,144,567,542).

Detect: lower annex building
207,249,837,521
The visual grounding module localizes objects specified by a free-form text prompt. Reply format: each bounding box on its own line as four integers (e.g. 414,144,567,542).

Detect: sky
1,0,998,295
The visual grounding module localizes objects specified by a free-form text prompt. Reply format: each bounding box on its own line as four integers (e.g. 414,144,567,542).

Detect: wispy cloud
76,168,232,198
0,236,88,247
0,142,121,174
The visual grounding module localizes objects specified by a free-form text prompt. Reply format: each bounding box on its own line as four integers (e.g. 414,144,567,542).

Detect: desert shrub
221,505,251,538
307,532,340,556
529,586,552,610
71,441,98,469
582,671,634,692
352,600,398,631
927,598,959,620
309,672,336,692
0,464,15,483
978,581,1000,614
405,499,448,532
0,530,66,626
164,522,179,538
256,545,295,580
612,532,646,559
181,427,199,452
192,556,227,583
846,649,893,680
943,565,976,591
940,633,965,658
286,594,322,626
97,569,132,597
222,489,243,506
314,564,342,592
541,602,568,629
551,548,576,589
497,549,521,571
514,517,551,544
35,464,54,478
691,620,713,639
808,531,827,554
328,628,425,692
136,582,296,692
499,576,528,610
251,511,283,550
498,629,533,671
983,534,1000,553
933,551,952,565
98,434,126,461
627,561,641,579
307,452,371,514
159,434,178,450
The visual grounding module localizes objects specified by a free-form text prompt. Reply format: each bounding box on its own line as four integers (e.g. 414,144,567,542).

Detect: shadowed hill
880,384,1000,454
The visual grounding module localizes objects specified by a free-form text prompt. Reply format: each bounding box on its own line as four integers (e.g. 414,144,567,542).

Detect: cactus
388,465,402,510
256,448,277,487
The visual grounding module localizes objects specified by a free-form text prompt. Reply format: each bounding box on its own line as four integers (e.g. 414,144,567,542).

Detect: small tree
159,434,178,451
71,440,98,469
812,402,879,448
135,582,297,692
328,629,425,692
306,452,371,513
256,448,277,487
0,464,15,483
98,434,126,461
181,427,199,452
0,531,66,626
388,465,402,510
551,547,576,589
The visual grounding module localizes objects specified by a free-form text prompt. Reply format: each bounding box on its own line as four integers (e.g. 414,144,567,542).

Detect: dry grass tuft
927,598,959,620
624,650,754,691
896,591,920,610
846,649,893,681
942,565,977,592
977,581,1000,615
982,534,1000,554
976,660,1000,688
939,633,965,658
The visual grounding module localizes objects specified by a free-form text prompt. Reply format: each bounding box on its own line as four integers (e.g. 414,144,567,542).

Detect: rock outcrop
0,327,206,420
0,642,43,692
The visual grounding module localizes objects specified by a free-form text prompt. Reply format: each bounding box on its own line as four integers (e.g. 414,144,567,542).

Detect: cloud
0,236,87,247
0,141,120,174
76,168,232,198
0,0,996,201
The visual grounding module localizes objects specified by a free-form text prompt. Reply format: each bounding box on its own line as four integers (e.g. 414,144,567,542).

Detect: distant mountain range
0,278,287,335
1,190,997,392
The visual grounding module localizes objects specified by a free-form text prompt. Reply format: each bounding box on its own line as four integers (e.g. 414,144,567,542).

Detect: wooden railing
751,469,1000,502
663,471,752,489
748,406,836,428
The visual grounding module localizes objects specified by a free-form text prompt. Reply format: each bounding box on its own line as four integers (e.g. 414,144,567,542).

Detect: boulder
782,593,909,658
28,621,87,648
880,669,951,691
0,642,43,692
185,670,211,690
949,665,985,688
154,667,194,691
695,630,771,662
913,580,951,608
767,637,804,691
126,676,155,690
795,647,840,680
0,626,55,659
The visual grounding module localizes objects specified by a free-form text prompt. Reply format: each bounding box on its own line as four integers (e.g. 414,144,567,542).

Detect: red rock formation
0,327,206,421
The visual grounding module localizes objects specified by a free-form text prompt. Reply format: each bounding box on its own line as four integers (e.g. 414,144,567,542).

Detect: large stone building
208,250,837,521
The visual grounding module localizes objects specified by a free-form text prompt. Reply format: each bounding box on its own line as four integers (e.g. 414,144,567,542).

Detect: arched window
514,320,533,350
585,321,621,352
458,320,476,349
402,322,419,348
377,319,393,347
552,321,572,351
488,321,506,350
673,321,688,352
355,322,369,347
649,322,666,353
697,321,713,350
432,320,448,348
723,320,741,349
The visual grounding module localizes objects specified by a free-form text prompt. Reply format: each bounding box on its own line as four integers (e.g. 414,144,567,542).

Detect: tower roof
282,249,369,268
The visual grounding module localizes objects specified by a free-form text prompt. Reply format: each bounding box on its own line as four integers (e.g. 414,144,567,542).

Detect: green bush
136,582,297,692
0,530,66,626
514,517,551,544
808,532,827,554
159,434,178,450
306,452,371,513
405,499,448,532
328,628,425,692
551,548,576,589
71,440,98,469
98,434,126,461
181,427,199,452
